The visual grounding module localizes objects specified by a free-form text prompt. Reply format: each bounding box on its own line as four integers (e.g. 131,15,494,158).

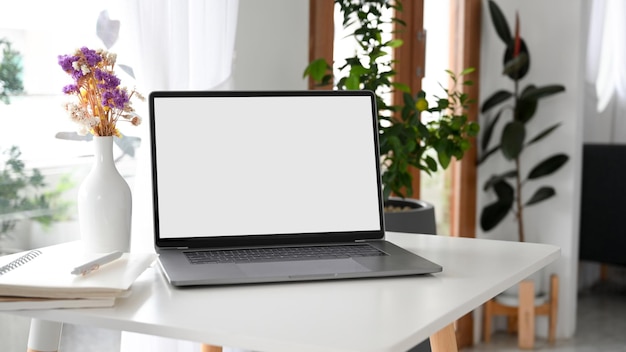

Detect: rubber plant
304,0,479,202
478,0,568,242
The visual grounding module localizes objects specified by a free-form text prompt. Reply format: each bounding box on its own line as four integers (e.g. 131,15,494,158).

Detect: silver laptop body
149,90,442,286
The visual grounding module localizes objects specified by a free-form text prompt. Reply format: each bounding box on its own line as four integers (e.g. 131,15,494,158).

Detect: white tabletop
13,233,560,352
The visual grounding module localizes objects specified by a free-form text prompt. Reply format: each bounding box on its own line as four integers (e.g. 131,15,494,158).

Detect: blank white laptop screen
151,93,383,239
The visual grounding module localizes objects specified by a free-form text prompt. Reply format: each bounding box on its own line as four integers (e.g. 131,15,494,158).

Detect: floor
4,279,624,352
463,281,626,352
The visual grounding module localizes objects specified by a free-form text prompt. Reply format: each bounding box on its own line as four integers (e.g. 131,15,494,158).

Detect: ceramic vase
78,136,132,253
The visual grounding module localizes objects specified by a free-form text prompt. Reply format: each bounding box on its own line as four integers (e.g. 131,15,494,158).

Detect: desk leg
26,319,63,352
430,323,458,352
518,280,535,349
200,344,223,352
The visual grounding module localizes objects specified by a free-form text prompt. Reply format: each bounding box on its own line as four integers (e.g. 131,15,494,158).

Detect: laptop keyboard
184,244,386,264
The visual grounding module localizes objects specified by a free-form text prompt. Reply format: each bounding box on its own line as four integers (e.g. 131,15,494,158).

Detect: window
0,1,140,252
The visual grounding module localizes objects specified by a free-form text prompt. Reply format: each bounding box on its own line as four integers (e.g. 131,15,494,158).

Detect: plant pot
383,197,437,235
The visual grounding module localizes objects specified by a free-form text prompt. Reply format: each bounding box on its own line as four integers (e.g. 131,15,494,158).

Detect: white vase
78,136,132,253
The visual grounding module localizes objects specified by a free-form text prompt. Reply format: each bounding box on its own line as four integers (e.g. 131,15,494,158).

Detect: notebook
149,90,442,286
0,295,116,311
0,241,157,299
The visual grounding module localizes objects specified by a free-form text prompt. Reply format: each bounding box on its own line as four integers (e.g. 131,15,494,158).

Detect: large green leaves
501,121,525,160
527,123,561,146
488,0,512,44
528,154,569,179
525,187,555,206
503,42,530,80
481,90,513,113
520,84,567,101
479,0,568,235
480,178,514,231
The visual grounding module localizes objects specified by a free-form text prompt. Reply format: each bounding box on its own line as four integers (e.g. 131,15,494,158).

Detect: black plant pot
383,197,437,235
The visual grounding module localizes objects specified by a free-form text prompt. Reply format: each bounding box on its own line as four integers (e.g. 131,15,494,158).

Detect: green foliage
304,0,479,200
0,38,24,104
478,0,568,241
0,146,73,240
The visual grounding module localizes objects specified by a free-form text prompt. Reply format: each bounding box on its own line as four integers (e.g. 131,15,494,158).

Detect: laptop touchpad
237,259,371,278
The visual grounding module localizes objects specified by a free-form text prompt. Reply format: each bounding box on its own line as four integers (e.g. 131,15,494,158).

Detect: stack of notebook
0,241,156,310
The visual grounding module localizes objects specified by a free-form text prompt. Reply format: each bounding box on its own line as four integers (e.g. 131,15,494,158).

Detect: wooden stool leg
518,280,535,349
507,315,518,334
430,323,458,352
483,300,493,343
200,344,222,352
548,274,559,344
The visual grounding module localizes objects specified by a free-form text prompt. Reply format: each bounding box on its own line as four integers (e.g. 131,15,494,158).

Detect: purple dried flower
94,69,121,90
62,84,78,94
80,47,102,67
58,55,78,73
59,46,142,137
101,89,129,109
113,89,129,108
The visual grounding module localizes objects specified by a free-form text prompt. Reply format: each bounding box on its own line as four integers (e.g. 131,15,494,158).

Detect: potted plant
478,1,567,330
304,0,479,233
478,0,568,242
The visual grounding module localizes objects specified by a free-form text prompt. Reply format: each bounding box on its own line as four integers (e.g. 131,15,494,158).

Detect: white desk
15,233,559,352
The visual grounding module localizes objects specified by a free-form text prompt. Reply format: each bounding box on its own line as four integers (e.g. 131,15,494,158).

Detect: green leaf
501,121,525,160
481,90,513,113
520,84,566,101
502,52,528,76
481,108,504,152
527,154,569,179
482,170,516,191
303,58,330,81
516,91,538,123
487,0,512,44
345,74,360,90
460,67,476,76
477,145,500,165
391,82,411,93
525,186,556,206
350,64,369,77
480,179,514,231
385,39,404,48
468,122,480,136
438,149,451,169
526,123,561,146
425,155,437,172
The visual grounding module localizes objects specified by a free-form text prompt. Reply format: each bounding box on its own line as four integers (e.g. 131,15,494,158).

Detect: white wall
233,0,308,90
477,0,585,339
233,0,589,341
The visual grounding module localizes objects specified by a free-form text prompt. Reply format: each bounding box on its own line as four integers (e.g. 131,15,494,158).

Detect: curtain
102,1,239,351
585,0,626,143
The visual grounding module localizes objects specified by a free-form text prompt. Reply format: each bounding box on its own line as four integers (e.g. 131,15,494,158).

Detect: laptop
148,90,442,286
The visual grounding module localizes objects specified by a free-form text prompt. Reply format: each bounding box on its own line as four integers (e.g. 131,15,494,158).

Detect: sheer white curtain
104,1,239,351
585,0,626,143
